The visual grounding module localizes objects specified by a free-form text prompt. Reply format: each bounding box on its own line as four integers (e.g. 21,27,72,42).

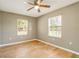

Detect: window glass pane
17,19,28,35
48,15,62,38
56,16,62,26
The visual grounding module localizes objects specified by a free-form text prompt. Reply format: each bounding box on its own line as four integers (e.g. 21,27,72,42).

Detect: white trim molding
0,39,79,55
37,39,79,55
0,39,37,47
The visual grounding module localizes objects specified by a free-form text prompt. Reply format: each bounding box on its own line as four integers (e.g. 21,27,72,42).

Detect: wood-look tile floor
0,40,79,58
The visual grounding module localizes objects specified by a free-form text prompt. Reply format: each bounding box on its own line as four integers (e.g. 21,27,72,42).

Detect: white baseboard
0,39,79,55
36,39,79,55
0,39,37,47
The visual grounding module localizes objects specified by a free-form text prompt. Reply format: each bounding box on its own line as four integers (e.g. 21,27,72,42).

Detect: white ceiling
0,0,79,17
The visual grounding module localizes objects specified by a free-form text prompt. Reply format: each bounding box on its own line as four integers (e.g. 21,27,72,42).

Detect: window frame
48,15,62,38
17,19,29,36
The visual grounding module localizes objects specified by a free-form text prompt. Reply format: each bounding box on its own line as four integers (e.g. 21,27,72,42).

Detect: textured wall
0,12,37,45
37,2,79,52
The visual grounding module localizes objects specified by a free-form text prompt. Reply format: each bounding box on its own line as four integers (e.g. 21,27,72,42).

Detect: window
48,15,62,38
17,19,28,35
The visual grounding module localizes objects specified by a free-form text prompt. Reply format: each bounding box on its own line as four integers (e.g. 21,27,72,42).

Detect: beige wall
0,11,37,44
0,12,2,44
37,2,79,52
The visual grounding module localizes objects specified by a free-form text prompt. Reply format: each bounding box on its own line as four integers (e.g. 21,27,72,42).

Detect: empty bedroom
0,0,79,58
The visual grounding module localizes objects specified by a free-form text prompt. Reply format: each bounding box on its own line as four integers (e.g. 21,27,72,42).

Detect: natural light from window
48,15,62,38
17,19,28,36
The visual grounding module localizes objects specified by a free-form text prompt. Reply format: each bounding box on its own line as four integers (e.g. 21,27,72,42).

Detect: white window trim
48,15,62,38
17,19,29,36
